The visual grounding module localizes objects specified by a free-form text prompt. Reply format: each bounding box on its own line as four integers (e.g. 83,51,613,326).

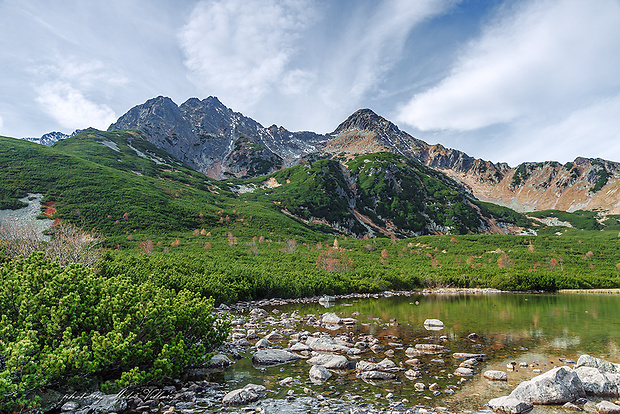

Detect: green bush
0,254,229,412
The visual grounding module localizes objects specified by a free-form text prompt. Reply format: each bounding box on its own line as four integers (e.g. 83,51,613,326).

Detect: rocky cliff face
109,96,620,214
445,157,620,214
108,96,326,179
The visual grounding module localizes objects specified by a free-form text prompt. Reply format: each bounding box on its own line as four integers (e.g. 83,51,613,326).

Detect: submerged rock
488,396,533,414
252,349,301,366
453,352,486,360
309,365,332,383
415,343,449,353
360,370,396,380
484,370,508,381
307,336,350,353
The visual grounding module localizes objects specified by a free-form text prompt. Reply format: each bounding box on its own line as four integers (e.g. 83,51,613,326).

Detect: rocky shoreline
47,290,620,414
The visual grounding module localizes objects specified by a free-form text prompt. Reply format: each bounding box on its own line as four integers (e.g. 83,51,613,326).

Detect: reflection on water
216,292,620,412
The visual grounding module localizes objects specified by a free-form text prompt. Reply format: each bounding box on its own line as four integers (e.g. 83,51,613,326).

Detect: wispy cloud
397,0,620,132
317,0,458,109
179,0,316,111
33,58,127,90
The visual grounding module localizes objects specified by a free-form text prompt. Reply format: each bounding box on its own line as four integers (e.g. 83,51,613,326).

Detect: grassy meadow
99,228,620,303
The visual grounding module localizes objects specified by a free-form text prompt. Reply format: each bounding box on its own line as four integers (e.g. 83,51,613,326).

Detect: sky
1,0,620,167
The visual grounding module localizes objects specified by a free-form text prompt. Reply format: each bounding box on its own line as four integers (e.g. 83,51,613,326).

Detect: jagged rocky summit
108,96,326,179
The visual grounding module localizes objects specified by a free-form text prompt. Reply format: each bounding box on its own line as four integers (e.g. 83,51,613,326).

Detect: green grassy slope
0,132,322,243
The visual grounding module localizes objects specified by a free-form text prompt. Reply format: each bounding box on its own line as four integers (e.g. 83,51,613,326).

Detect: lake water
211,291,620,413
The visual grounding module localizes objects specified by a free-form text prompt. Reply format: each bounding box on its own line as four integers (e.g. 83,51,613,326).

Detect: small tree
138,238,154,254
497,253,513,269
316,248,353,272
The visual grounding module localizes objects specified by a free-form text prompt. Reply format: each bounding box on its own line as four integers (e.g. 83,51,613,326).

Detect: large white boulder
509,366,585,404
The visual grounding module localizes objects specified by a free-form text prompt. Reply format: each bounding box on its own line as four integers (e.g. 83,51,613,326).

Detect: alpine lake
200,291,620,413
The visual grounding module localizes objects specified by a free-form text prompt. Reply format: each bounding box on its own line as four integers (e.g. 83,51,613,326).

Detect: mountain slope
108,95,620,216
232,152,529,237
1,131,334,243
109,96,620,218
323,109,620,214
1,128,538,239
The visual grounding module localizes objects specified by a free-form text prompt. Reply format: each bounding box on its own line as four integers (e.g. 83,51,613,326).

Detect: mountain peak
333,108,399,135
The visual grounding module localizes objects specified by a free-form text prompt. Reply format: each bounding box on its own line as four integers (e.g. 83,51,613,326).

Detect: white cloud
30,56,126,131
178,0,457,132
0,115,4,133
397,0,620,132
179,0,316,110
35,82,116,130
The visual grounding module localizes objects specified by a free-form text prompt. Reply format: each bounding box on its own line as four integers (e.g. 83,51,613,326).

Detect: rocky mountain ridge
329,109,620,213
21,130,82,146
108,96,620,214
108,96,326,179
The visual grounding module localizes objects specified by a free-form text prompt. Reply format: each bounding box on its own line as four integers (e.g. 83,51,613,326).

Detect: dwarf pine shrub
0,253,229,413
